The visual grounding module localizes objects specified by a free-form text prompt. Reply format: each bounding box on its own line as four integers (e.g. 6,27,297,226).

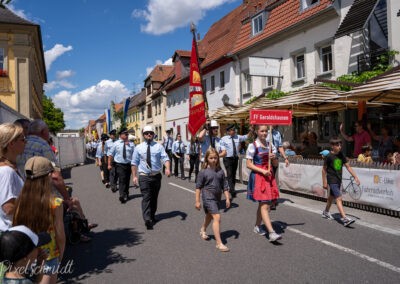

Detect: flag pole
190,22,209,120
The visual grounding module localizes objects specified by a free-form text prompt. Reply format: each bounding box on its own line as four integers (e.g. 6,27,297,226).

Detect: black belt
224,156,238,159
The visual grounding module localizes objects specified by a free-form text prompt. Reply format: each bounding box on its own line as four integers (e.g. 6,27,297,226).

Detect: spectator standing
13,118,30,137
186,135,200,183
340,121,371,158
13,156,66,283
195,148,230,252
108,128,135,204
131,125,170,230
246,124,282,242
321,138,360,227
162,130,174,174
172,133,186,180
0,124,25,233
367,124,394,162
220,124,248,198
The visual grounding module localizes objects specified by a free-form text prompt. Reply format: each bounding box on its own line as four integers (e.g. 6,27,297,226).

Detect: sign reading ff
250,109,292,125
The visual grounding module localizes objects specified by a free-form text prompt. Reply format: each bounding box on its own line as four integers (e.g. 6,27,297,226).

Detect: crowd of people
0,119,97,283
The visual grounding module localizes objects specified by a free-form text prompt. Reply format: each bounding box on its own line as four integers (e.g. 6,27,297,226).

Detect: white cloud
132,0,235,35
44,44,73,71
52,80,130,129
146,58,173,76
56,70,75,80
44,70,76,92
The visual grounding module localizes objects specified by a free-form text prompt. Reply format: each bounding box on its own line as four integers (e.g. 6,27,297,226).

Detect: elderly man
198,120,226,163
17,119,96,231
131,125,170,230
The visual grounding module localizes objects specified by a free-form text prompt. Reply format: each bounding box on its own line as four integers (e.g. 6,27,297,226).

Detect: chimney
197,33,200,41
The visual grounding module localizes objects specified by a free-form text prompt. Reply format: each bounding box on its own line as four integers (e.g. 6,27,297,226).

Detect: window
141,108,145,121
147,104,152,119
244,73,252,93
295,54,305,79
202,79,207,93
301,0,319,10
320,46,332,73
252,13,264,36
154,101,158,116
265,76,274,88
220,71,225,89
0,48,6,76
158,99,161,114
211,75,215,92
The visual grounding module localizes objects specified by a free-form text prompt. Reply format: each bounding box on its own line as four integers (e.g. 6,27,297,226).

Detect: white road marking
288,227,400,274
169,182,400,274
282,201,400,237
169,182,195,194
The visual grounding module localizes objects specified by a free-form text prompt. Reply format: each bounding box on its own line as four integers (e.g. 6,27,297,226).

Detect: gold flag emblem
192,71,201,84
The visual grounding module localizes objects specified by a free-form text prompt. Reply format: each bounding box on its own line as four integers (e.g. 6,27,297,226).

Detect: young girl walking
195,148,231,252
246,124,282,242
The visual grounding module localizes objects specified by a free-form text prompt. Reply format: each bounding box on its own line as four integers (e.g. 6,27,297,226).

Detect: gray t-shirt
196,168,229,200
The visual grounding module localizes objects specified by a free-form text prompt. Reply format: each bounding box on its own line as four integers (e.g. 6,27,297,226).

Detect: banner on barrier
279,163,400,211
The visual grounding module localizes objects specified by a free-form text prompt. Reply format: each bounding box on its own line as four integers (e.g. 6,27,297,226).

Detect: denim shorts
328,183,342,198
42,257,60,275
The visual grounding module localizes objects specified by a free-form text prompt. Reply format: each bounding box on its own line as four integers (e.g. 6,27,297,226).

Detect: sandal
216,243,230,252
200,230,209,240
80,234,92,243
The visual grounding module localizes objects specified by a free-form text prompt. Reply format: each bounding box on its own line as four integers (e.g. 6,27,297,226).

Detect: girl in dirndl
246,124,282,242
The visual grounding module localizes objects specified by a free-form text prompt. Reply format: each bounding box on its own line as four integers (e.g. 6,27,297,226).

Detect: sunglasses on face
143,132,154,135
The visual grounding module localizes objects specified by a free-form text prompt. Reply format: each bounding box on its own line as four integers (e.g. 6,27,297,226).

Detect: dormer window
301,0,319,11
252,12,266,36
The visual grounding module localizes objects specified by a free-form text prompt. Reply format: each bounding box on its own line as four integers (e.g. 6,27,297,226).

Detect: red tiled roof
114,103,123,112
97,113,106,120
89,120,96,127
146,65,174,82
232,0,333,53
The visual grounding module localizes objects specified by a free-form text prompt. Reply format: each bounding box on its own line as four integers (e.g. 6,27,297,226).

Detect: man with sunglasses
131,125,171,230
108,128,135,204
198,120,227,164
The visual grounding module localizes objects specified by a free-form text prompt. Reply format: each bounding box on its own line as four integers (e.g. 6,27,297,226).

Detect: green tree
42,95,65,133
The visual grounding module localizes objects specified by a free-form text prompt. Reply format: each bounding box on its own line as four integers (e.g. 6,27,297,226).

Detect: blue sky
8,0,240,129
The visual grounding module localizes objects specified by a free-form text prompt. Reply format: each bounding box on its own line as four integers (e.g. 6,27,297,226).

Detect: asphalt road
60,162,400,283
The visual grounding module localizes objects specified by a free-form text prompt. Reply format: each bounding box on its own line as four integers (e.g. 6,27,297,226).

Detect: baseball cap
25,156,55,179
0,225,51,263
320,150,330,157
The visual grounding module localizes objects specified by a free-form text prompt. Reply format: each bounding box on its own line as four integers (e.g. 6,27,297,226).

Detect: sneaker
322,210,334,220
268,231,282,242
341,217,355,227
253,225,267,236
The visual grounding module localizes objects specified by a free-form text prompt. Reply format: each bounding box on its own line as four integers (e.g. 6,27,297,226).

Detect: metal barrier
55,136,86,169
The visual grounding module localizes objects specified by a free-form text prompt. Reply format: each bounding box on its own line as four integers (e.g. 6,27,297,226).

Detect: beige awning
212,84,360,123
345,66,400,103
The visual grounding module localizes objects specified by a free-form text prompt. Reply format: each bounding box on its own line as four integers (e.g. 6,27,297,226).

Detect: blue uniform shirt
172,140,186,155
266,129,283,156
220,134,248,157
131,141,170,174
106,138,117,156
163,136,174,151
95,143,107,158
186,142,200,155
109,139,135,164
200,135,225,162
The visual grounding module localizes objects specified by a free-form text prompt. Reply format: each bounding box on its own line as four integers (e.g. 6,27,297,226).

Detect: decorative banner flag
188,37,206,136
122,97,130,124
105,108,111,133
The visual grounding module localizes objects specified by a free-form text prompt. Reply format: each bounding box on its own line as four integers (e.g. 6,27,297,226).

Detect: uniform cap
142,125,154,133
210,120,218,128
109,129,117,135
226,124,235,131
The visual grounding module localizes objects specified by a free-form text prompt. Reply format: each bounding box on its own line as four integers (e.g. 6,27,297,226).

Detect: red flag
188,37,206,136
